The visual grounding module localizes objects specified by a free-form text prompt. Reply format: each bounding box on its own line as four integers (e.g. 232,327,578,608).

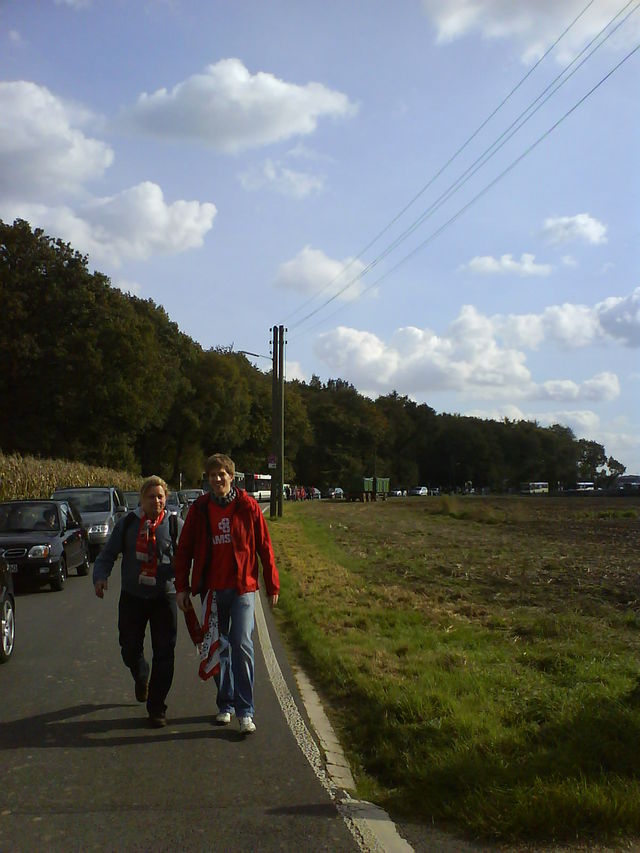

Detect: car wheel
1,597,15,663
77,546,90,576
51,556,67,592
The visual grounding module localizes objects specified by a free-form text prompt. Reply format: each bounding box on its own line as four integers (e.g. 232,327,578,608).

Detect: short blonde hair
140,475,169,498
205,453,235,477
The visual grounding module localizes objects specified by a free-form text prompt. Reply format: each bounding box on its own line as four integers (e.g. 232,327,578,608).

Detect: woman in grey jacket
93,476,182,727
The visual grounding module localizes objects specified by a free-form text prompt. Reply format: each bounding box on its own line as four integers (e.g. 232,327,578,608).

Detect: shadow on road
0,703,247,749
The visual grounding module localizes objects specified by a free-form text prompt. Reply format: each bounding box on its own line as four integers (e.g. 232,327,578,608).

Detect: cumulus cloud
595,288,640,346
463,252,552,276
113,279,142,296
274,246,367,302
314,313,619,404
0,81,113,199
122,58,357,153
420,0,639,64
541,213,607,245
6,182,217,267
496,291,640,350
239,159,324,198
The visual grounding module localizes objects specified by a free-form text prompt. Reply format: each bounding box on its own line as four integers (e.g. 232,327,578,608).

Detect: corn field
0,451,143,502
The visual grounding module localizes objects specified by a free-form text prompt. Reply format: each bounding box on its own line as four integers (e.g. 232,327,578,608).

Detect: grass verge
268,495,640,846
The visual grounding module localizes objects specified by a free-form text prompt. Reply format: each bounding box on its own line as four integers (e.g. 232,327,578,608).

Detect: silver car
51,486,127,561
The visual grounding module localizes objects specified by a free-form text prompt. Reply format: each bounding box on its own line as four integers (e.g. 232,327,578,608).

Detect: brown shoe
135,678,149,703
148,710,167,728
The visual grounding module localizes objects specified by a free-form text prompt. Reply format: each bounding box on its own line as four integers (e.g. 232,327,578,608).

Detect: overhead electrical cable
289,40,640,342
289,1,639,334
284,0,597,325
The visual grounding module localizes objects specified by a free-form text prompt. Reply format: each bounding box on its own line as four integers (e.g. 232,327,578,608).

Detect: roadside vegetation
0,451,142,502
269,495,640,847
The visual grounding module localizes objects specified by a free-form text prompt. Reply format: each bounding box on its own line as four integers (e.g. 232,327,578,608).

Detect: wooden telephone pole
270,325,286,518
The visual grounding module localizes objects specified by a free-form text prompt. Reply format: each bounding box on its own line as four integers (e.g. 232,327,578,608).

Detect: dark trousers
118,589,177,713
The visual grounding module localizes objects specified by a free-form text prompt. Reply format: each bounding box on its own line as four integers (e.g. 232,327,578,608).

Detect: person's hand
94,579,108,599
176,590,190,612
268,593,279,608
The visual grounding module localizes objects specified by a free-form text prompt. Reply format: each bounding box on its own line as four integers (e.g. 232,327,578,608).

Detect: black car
1,559,15,663
0,500,90,592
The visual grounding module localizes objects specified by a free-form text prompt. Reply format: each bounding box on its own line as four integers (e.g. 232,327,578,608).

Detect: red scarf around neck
136,511,165,585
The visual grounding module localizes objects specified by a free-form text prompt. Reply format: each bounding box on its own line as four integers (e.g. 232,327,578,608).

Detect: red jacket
174,490,280,597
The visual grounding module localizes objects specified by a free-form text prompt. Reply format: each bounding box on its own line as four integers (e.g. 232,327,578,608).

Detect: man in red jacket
174,453,279,734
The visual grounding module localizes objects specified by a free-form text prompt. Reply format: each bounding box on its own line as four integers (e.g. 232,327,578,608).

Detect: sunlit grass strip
268,501,640,845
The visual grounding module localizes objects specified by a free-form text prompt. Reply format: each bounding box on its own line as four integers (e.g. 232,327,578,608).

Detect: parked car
166,491,187,518
51,486,127,561
123,491,139,510
0,499,90,591
324,487,344,500
179,489,204,506
389,489,404,497
1,559,15,663
408,486,428,496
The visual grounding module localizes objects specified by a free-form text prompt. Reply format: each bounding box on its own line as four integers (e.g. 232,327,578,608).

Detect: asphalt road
0,566,364,852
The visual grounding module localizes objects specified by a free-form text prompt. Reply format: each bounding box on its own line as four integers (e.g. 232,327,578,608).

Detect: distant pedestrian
93,476,182,728
174,453,279,735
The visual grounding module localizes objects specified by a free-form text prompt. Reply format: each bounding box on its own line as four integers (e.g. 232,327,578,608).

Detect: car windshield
54,490,110,513
166,493,180,507
123,492,139,509
180,490,202,501
0,501,60,532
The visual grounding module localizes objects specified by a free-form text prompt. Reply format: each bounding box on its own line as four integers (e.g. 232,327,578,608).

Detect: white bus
520,481,549,494
576,481,595,491
243,472,272,501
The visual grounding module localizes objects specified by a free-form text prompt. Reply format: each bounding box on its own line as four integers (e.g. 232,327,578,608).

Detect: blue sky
2,0,639,472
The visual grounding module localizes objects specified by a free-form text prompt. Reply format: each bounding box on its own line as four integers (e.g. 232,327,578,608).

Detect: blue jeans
214,589,255,718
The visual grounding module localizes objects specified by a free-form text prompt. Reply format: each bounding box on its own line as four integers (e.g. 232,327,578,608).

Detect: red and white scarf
183,590,220,681
136,511,165,585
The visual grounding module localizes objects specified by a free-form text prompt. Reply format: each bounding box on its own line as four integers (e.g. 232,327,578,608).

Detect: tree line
0,219,625,491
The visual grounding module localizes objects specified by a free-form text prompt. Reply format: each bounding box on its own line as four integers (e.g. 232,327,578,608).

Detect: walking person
174,452,280,735
93,476,182,728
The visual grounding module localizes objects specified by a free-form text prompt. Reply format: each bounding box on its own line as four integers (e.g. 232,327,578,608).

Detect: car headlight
88,524,109,535
29,545,51,558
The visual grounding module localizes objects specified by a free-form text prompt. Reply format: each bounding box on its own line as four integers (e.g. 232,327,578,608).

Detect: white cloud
313,301,624,403
284,360,307,382
274,246,367,302
0,81,113,199
6,182,216,267
9,30,22,44
561,255,578,267
464,252,552,276
122,58,357,153
595,287,640,347
420,0,640,64
239,159,324,198
54,0,92,7
541,213,607,245
113,279,142,296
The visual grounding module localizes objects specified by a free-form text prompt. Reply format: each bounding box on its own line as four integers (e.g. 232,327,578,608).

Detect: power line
284,0,598,326
289,40,640,342
288,1,639,336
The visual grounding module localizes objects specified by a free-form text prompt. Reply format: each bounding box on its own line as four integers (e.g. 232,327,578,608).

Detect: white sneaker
238,716,256,734
215,711,232,725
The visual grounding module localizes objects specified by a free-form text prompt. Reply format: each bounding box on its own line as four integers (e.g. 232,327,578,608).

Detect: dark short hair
205,453,235,477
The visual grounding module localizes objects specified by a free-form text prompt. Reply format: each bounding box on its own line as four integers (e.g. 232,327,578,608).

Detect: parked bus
243,472,272,501
576,481,595,491
520,481,549,494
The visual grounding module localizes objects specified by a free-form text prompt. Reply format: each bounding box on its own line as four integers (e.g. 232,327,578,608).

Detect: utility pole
270,324,286,519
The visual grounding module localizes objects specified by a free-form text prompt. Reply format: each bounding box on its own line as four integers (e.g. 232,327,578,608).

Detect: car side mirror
115,505,127,514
